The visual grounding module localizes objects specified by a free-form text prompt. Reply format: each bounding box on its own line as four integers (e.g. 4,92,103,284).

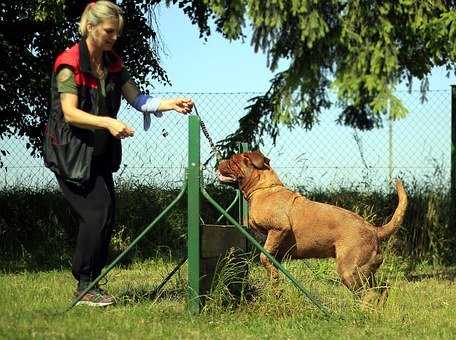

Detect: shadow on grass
116,285,187,304
115,280,261,307
405,268,456,282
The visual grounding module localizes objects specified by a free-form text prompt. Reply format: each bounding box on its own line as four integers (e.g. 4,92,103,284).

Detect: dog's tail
377,179,408,242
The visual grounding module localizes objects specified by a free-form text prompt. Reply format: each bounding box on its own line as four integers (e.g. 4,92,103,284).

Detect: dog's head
217,150,273,190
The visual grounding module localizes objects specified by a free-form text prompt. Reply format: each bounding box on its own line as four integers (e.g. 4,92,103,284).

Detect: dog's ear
247,151,269,170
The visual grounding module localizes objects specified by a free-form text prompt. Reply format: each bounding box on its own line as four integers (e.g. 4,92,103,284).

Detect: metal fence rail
0,90,450,191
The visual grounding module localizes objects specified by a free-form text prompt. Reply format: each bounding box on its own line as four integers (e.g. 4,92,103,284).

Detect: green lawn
1,257,455,339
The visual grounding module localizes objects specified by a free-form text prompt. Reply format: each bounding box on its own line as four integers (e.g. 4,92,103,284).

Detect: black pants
56,156,116,283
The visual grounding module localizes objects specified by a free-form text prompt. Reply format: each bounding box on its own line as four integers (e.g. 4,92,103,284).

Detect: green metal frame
67,115,330,317
200,187,330,316
187,116,329,316
66,181,187,311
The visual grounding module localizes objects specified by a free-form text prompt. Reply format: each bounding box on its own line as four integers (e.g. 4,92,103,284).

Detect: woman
44,1,193,306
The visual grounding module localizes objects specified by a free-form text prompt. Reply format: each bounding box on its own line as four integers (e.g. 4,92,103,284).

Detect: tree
2,1,456,163
0,0,168,166
169,0,456,153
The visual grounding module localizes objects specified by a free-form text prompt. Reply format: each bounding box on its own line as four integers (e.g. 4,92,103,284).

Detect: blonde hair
79,1,124,37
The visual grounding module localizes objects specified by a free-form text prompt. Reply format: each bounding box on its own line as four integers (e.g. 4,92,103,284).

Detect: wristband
132,94,161,113
132,94,162,131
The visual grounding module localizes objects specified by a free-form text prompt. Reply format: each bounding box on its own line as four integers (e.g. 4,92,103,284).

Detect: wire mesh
0,90,451,191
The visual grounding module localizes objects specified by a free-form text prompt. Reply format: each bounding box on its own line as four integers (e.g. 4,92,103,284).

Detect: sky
152,4,288,93
152,4,456,94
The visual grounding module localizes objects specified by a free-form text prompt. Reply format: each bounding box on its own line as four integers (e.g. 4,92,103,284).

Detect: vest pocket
50,140,92,184
44,115,93,184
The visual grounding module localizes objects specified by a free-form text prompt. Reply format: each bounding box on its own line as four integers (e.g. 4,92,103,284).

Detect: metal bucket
200,224,248,297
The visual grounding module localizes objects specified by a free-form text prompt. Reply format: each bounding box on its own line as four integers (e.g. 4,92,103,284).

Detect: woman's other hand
105,117,135,139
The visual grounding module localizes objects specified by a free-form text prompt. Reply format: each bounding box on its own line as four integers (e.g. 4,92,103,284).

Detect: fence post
388,99,393,186
452,85,456,232
239,143,249,227
187,115,201,313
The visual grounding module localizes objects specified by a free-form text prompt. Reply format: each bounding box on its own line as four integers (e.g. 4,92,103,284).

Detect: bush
0,178,453,272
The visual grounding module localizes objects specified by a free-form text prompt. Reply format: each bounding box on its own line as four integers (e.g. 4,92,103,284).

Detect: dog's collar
246,184,283,200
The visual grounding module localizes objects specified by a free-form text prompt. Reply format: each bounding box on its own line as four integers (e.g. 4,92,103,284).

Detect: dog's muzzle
216,170,237,183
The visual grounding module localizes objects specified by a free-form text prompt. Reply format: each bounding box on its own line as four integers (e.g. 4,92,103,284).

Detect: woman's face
88,19,119,51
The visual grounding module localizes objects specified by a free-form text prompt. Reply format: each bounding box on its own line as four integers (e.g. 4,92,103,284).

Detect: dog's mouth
217,171,238,183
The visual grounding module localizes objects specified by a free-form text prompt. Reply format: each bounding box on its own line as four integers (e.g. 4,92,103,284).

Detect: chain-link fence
0,90,451,191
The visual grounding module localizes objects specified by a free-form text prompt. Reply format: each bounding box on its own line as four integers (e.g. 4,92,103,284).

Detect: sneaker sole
75,300,114,307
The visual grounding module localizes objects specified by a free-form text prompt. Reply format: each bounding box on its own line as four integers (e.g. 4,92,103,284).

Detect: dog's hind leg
336,246,383,293
358,252,388,308
260,228,291,281
336,247,386,307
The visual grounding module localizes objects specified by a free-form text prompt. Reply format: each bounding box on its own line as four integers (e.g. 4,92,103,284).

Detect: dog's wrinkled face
217,151,270,186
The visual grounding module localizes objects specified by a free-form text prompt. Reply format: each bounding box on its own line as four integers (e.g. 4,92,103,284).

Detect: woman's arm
121,80,193,114
157,98,194,113
60,92,134,139
56,67,134,139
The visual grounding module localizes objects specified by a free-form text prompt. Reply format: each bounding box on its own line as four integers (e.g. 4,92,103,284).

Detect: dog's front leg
260,228,290,281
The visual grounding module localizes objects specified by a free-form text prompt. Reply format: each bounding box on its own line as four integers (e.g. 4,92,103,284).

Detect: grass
1,255,456,339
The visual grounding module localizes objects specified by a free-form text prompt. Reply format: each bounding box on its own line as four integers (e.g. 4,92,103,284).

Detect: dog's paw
271,285,284,299
361,287,389,311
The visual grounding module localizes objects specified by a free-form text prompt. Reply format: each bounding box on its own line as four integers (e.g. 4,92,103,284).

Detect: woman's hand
60,93,135,137
172,98,194,114
105,117,135,139
157,98,194,114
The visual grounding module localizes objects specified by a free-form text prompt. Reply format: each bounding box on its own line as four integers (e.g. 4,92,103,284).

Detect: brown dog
217,150,407,299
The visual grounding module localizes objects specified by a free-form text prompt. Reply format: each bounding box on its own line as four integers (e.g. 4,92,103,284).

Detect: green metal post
451,85,456,232
187,115,201,313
